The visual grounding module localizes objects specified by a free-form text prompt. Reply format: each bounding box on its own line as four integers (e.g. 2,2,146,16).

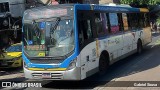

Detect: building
32,0,120,4
99,0,120,4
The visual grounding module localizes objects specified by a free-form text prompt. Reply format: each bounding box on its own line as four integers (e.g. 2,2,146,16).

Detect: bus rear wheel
98,54,109,75
137,40,143,54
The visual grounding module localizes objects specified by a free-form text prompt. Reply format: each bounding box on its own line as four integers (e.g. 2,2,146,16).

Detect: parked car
0,43,22,68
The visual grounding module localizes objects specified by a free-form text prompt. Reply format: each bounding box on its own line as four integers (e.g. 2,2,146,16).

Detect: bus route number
38,53,45,56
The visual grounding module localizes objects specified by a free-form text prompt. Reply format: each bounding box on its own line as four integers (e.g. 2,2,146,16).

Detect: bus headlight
67,59,77,70
23,62,30,69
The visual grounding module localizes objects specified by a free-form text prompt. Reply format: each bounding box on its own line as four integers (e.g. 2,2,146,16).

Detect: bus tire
137,40,143,54
98,53,109,75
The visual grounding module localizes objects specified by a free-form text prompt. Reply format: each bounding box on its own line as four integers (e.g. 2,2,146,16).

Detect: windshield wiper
24,38,29,45
50,17,61,45
50,17,61,34
32,20,41,38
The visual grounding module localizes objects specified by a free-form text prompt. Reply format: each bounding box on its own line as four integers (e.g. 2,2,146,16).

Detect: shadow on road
42,80,107,89
41,34,160,89
0,67,23,76
39,46,159,90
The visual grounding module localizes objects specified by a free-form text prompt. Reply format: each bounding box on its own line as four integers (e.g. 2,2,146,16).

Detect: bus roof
75,4,149,13
23,4,149,20
24,4,149,13
139,8,149,12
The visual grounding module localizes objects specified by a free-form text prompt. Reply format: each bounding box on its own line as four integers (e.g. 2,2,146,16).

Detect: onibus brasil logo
2,82,42,88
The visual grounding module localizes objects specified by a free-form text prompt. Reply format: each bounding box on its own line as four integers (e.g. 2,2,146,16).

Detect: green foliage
120,0,160,5
156,18,160,24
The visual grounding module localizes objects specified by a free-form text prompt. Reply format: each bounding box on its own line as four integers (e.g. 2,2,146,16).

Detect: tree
120,0,160,5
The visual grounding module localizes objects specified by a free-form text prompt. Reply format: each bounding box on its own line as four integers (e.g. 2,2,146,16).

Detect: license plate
42,73,51,78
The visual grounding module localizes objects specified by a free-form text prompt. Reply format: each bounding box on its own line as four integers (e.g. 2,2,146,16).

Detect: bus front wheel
98,53,109,75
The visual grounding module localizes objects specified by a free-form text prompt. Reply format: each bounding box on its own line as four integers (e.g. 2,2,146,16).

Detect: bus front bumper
24,67,81,80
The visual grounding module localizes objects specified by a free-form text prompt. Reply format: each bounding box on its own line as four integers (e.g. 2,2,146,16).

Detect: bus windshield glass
23,6,74,58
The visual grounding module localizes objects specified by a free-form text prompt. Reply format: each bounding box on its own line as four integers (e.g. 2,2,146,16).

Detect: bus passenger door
78,11,97,79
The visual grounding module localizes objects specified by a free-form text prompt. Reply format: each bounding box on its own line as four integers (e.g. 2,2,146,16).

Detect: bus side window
128,13,133,29
78,20,84,44
78,16,93,45
122,13,129,31
94,13,104,36
103,13,110,34
77,10,95,49
109,13,120,34
117,13,124,31
86,20,92,38
135,13,139,28
95,13,110,36
129,13,139,29
138,13,145,28
81,20,93,40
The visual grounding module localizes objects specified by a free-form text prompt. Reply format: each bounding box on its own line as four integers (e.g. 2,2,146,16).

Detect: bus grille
30,59,63,64
32,73,63,80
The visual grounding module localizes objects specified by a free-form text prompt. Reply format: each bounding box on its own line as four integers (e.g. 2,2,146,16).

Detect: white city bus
22,4,151,80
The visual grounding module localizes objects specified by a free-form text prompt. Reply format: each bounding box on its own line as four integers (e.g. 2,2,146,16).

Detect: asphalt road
0,67,23,76
1,32,160,90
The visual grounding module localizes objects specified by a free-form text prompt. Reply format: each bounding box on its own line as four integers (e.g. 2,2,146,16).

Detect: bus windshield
23,17,74,58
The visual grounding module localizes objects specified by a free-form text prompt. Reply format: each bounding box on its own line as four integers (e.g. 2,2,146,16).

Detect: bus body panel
142,27,152,45
103,34,123,61
80,41,99,79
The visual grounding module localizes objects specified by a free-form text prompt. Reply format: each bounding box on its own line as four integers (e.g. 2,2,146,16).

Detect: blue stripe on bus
74,4,140,12
22,52,78,68
93,6,140,12
75,4,91,10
